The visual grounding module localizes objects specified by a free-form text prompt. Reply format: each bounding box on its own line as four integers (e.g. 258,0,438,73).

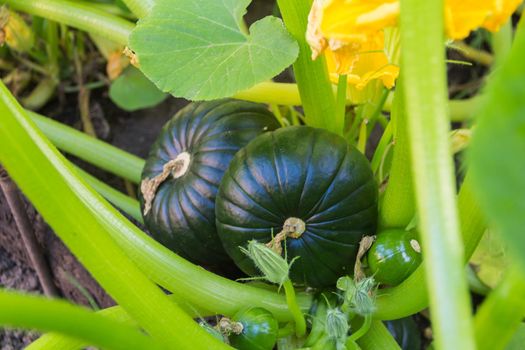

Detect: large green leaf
469,19,525,269
129,0,298,100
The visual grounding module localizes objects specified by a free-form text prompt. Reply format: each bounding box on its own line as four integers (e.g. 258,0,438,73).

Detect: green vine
0,289,164,350
275,0,340,135
0,82,230,350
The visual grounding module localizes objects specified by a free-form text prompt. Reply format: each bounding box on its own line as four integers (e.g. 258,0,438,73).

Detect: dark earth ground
0,0,485,347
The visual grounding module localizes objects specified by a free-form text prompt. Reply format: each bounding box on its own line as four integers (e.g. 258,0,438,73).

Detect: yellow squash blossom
324,31,399,90
307,0,400,91
308,0,521,91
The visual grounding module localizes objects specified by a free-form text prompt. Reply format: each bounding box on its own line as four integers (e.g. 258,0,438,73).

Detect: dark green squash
367,229,422,286
216,126,378,287
384,317,422,350
229,308,278,350
139,100,279,267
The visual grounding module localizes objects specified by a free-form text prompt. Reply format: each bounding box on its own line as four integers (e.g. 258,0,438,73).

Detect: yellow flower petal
445,0,521,39
321,0,399,43
445,0,494,39
325,31,399,90
482,0,522,32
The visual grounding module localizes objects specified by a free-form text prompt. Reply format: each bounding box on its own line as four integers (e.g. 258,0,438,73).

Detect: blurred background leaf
469,18,525,270
109,66,167,111
470,229,509,289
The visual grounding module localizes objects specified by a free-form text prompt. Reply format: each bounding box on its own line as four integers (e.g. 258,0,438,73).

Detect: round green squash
229,308,278,350
139,100,279,267
216,126,378,287
367,229,422,286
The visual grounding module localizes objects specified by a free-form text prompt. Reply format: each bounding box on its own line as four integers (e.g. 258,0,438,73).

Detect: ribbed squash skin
216,126,378,287
140,100,279,267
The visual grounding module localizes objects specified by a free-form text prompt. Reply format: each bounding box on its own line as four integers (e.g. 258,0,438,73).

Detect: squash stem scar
140,152,191,215
266,217,306,255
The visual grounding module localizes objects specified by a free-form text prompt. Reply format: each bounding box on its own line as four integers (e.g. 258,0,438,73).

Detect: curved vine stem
0,289,164,350
27,295,208,350
283,279,306,337
0,82,230,350
30,112,144,183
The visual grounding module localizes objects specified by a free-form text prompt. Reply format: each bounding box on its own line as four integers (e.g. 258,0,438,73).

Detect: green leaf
470,230,509,289
109,66,167,111
469,18,525,270
129,0,298,100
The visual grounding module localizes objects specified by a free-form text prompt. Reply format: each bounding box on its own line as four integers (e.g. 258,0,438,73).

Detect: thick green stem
120,0,153,18
474,266,525,350
400,1,475,349
378,80,414,228
1,0,133,45
30,112,144,183
0,82,230,350
283,279,306,337
276,0,339,134
74,166,143,223
27,295,208,350
0,289,164,350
